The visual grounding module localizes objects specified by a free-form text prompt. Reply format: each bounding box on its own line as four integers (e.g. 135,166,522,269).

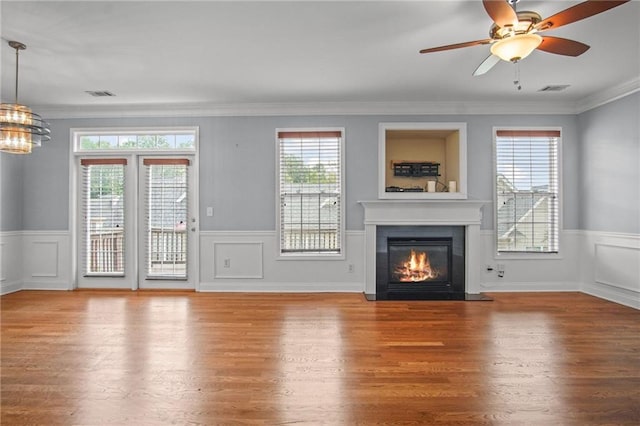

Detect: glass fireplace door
388,238,451,284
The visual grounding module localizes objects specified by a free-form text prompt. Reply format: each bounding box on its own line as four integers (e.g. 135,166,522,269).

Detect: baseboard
21,281,71,291
582,282,640,310
1,280,23,295
480,281,581,292
199,281,364,292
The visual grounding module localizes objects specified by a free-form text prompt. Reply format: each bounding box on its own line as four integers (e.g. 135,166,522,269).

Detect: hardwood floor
1,291,639,425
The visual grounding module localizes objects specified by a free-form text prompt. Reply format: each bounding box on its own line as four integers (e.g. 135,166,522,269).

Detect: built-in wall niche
378,122,467,199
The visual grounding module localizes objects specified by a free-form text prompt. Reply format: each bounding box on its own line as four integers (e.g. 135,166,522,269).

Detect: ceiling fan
419,0,631,76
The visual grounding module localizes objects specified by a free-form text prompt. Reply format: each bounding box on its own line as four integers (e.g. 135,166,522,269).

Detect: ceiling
1,0,639,117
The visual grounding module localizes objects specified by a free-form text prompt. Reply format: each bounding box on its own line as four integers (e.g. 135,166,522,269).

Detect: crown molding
32,78,639,120
574,76,640,114
34,100,580,120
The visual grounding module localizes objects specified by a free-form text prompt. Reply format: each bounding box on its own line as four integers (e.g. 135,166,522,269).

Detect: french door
138,157,195,289
77,155,196,290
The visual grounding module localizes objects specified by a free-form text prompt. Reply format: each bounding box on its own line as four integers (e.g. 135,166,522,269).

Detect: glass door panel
139,157,195,289
77,158,133,288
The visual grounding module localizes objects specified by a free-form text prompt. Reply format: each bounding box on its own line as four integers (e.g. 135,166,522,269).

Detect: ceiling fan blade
473,54,500,76
536,0,630,32
482,0,518,28
420,39,492,54
537,36,590,56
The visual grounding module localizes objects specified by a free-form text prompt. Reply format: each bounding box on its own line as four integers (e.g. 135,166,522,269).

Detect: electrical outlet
348,264,354,273
206,207,213,217
223,258,231,268
497,264,505,271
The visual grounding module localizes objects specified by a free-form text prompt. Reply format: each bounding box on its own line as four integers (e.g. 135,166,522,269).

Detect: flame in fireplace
395,249,439,282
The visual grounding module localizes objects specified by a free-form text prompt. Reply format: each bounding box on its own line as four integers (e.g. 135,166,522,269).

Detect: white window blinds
277,130,343,255
81,158,127,276
143,158,189,278
495,130,559,253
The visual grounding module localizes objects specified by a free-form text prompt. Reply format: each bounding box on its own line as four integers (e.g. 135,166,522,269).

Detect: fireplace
359,200,486,300
376,226,465,300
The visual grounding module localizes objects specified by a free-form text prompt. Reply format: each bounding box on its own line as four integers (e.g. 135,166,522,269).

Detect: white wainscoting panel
0,232,23,295
200,231,364,292
581,231,640,309
22,231,72,291
214,242,263,279
595,244,640,293
479,230,582,292
0,240,4,282
29,241,59,277
4,228,638,310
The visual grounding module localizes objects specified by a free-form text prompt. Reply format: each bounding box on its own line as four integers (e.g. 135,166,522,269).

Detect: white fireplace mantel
358,199,489,297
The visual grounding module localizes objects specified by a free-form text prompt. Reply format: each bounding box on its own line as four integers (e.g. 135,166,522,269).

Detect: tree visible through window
78,132,195,151
277,130,344,255
495,129,560,253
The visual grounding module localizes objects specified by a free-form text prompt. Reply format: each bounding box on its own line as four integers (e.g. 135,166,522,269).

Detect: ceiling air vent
85,90,116,97
538,85,570,92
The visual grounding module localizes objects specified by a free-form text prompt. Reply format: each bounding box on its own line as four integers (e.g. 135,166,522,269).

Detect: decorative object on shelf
419,0,630,76
0,41,51,154
449,181,457,193
427,181,436,193
385,186,424,193
392,161,440,178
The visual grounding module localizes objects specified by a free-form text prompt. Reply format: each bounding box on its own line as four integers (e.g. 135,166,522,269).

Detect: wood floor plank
1,291,639,425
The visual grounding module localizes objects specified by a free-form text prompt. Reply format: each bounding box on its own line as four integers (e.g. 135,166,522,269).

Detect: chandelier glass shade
0,104,50,154
490,33,543,62
0,41,51,155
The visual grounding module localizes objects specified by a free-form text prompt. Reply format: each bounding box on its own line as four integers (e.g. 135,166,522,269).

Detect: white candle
449,181,457,192
427,181,436,193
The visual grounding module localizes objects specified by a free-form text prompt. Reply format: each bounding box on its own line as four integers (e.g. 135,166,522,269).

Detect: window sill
494,252,563,260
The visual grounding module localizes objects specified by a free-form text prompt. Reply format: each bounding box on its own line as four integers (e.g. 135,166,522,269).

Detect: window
277,129,344,257
75,129,196,152
494,129,560,254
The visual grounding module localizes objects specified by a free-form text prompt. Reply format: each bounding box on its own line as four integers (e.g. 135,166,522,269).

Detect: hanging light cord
14,45,20,103
8,41,26,104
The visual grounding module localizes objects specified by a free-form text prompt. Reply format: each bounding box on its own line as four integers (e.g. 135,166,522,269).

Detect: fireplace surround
359,200,486,300
377,226,465,300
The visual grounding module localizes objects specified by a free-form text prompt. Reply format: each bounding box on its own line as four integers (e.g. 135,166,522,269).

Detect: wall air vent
538,85,570,92
85,90,116,97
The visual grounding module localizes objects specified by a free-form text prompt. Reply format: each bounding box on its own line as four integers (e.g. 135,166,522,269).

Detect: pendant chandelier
0,41,51,154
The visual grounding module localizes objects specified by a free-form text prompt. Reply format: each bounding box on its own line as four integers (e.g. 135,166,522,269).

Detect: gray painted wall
8,112,581,231
0,153,24,231
578,92,640,234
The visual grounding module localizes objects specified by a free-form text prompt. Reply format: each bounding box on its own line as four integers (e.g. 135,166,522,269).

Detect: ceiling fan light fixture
0,41,51,155
490,33,543,62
